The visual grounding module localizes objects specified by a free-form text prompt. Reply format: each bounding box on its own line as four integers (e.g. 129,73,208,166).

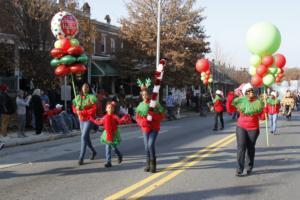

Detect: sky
81,0,300,69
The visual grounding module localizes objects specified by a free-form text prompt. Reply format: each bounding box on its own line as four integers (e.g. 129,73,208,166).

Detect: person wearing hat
265,91,281,134
227,83,265,176
213,90,224,131
30,89,44,135
136,81,164,173
89,101,131,168
72,83,98,165
0,84,14,137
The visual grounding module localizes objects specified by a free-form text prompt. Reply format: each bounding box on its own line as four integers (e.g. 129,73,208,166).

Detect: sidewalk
1,111,202,148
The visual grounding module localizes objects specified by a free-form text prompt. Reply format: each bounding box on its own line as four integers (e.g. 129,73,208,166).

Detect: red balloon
70,64,86,74
206,70,210,75
203,79,208,85
256,64,268,77
195,59,210,73
67,46,84,56
251,75,263,87
275,77,282,83
262,56,274,67
274,54,286,68
55,65,70,76
50,48,65,58
60,38,71,52
278,73,284,78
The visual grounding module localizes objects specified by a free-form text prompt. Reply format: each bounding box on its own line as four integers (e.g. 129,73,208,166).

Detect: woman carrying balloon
227,83,265,176
72,83,98,165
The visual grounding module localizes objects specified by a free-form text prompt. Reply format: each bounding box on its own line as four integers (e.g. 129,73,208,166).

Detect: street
1,113,300,200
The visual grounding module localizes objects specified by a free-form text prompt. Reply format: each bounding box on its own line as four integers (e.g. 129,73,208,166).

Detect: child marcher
265,91,281,135
90,101,131,168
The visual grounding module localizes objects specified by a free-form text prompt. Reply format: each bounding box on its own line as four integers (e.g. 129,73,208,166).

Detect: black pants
167,107,176,120
236,126,259,172
214,112,224,129
35,112,43,134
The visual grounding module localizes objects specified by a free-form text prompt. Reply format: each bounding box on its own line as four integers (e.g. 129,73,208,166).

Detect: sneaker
118,155,123,164
213,128,218,131
270,131,274,134
90,152,97,160
246,169,252,176
78,160,84,165
220,127,224,130
104,162,112,168
235,169,243,177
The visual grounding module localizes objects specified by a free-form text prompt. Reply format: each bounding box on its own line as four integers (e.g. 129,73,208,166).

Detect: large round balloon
274,53,286,68
195,59,210,73
51,11,79,38
246,22,281,57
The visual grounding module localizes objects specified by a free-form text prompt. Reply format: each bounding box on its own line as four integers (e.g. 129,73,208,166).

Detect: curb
3,112,204,148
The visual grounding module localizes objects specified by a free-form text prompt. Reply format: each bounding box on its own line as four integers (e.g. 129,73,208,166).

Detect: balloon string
264,87,269,147
71,74,77,98
208,84,213,101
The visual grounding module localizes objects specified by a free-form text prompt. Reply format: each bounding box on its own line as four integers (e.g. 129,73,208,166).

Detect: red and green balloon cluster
195,59,213,85
50,11,87,76
246,22,286,87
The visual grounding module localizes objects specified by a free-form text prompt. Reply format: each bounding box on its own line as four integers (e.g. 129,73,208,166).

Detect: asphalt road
1,113,300,200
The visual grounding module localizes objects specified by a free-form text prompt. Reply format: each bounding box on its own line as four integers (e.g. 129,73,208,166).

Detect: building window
101,34,107,54
111,38,115,53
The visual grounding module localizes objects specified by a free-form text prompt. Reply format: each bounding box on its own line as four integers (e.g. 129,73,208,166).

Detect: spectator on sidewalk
166,92,177,120
0,84,15,137
16,90,32,138
119,103,129,117
30,89,44,135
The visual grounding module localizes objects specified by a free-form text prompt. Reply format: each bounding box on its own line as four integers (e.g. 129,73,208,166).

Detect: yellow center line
104,133,235,200
127,136,236,200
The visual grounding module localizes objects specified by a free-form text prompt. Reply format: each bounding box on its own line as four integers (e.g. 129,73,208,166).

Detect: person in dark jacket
0,84,14,137
30,89,44,135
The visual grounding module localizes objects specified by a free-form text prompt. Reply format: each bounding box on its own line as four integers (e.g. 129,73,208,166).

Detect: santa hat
271,91,277,97
0,84,8,92
216,90,223,97
242,83,253,96
55,104,63,109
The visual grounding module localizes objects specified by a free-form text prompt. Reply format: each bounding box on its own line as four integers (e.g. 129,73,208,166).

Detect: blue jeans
143,130,158,160
105,144,122,162
269,114,278,133
79,121,96,161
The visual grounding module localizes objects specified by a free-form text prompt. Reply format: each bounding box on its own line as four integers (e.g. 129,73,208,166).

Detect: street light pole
156,0,161,70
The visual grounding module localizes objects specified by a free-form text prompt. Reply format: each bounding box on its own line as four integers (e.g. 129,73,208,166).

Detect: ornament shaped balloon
195,58,213,86
50,11,87,77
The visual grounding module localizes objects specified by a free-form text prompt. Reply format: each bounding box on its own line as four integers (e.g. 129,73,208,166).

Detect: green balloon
208,78,213,83
246,22,281,57
268,66,278,74
50,58,61,67
250,55,261,67
200,76,205,81
248,66,256,76
263,74,275,86
77,54,88,63
60,55,76,65
201,72,206,77
70,38,80,46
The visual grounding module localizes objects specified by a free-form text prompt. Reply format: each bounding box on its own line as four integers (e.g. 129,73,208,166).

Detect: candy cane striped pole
147,59,166,122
